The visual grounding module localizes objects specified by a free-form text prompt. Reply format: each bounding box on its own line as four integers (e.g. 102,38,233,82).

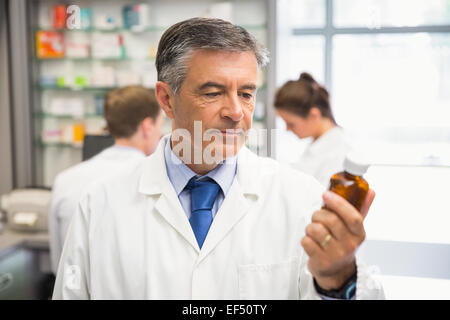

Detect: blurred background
0,0,449,299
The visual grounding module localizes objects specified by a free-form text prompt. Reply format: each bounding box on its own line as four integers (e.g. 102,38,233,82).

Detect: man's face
169,49,258,162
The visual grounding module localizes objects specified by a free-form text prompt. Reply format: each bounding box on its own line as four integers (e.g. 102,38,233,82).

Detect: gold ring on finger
320,234,332,249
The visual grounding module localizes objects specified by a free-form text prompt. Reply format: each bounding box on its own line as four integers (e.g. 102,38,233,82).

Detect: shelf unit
9,0,277,188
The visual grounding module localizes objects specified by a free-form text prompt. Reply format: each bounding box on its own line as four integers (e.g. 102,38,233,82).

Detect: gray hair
155,17,270,93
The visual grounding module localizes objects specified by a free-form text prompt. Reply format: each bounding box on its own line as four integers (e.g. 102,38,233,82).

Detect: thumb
360,189,375,218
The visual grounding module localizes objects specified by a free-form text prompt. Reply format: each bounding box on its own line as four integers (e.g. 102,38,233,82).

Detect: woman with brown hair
274,72,352,187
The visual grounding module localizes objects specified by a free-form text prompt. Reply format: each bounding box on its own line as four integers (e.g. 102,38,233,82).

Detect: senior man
53,18,384,299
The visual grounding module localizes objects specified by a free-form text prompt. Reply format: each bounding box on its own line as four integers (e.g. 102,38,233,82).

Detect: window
334,0,450,28
275,1,326,164
333,33,450,166
277,0,450,166
278,0,326,29
277,0,450,299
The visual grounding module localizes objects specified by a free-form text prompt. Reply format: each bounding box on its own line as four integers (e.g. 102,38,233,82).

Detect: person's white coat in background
52,136,384,300
48,145,145,275
293,126,352,188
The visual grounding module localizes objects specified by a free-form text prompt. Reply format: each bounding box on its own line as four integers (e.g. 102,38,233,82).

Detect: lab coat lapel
138,136,200,253
197,146,261,264
153,185,200,253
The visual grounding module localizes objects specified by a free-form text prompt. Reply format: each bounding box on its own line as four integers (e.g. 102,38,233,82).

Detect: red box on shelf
52,5,67,29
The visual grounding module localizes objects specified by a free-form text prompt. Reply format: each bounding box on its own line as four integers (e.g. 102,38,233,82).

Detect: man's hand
301,189,376,290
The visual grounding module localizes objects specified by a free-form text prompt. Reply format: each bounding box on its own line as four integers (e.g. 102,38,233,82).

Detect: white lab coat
49,145,145,274
293,127,352,188
53,135,384,300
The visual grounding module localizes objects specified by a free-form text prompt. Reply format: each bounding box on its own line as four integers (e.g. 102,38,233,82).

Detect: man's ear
140,117,153,138
155,81,175,119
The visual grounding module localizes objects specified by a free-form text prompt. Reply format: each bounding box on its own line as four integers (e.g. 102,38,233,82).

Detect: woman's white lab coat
293,127,352,188
52,136,383,300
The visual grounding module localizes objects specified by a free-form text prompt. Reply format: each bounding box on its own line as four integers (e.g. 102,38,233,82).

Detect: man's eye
205,92,221,98
240,93,253,100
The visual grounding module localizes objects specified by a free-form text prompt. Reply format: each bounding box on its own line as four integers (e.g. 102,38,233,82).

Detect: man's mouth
219,129,245,136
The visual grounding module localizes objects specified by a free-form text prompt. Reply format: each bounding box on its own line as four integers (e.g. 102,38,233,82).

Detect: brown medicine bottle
327,154,370,212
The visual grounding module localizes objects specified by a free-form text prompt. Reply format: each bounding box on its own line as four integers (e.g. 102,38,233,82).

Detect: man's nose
221,94,244,122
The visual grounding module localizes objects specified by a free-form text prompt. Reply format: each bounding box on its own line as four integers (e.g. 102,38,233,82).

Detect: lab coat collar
305,126,344,156
138,135,199,252
163,136,237,198
97,144,146,160
138,134,261,197
197,146,262,263
137,135,169,195
138,134,263,256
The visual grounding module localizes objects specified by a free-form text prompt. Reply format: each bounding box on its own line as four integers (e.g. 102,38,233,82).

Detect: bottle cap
343,152,370,176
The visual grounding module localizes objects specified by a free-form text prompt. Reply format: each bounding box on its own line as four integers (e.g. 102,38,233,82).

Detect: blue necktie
185,177,220,249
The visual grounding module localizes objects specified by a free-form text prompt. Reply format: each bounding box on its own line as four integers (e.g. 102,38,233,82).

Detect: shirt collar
163,135,237,196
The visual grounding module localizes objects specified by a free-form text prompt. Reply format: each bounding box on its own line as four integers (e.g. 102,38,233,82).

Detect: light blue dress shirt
163,136,238,219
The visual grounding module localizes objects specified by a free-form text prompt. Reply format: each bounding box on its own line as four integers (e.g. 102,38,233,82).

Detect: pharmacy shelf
33,112,102,119
34,24,266,33
37,85,121,91
35,140,83,149
24,0,274,188
36,56,155,62
37,139,267,150
35,26,166,33
36,84,266,92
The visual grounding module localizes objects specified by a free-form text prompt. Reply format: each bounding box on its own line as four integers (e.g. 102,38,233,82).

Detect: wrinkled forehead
183,49,259,86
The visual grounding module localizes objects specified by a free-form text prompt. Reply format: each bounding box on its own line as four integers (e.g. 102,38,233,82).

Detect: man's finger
301,235,323,258
305,222,332,249
360,189,376,218
311,210,347,241
322,191,364,236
